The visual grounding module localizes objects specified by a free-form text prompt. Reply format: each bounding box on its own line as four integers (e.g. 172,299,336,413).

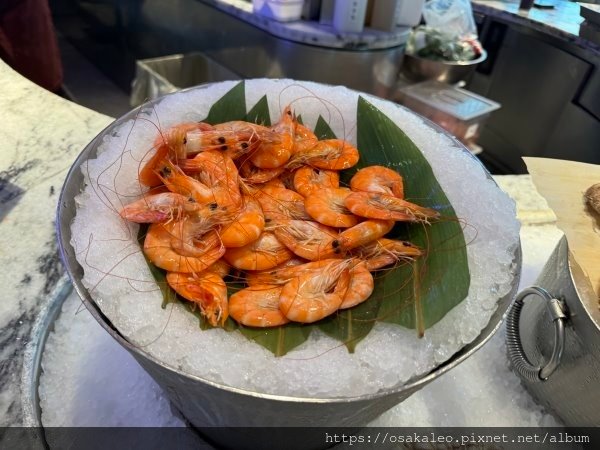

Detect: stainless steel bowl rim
404,49,488,66
57,79,520,405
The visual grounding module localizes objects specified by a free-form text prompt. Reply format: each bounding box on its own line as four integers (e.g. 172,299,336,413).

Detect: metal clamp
505,286,567,382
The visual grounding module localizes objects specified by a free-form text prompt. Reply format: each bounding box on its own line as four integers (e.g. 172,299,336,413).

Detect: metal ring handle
506,286,567,382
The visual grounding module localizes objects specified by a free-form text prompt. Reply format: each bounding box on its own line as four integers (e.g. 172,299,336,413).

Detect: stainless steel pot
56,82,520,449
401,50,487,84
506,235,600,426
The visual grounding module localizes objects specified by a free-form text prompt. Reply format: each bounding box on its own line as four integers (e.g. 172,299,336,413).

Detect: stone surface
0,59,112,425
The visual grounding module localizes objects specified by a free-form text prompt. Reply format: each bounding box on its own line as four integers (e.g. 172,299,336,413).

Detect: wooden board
524,157,600,301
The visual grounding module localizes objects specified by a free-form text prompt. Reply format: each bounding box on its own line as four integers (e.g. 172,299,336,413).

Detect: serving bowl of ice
57,79,520,447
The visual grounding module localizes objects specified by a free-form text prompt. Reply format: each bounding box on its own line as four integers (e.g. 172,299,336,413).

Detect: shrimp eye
160,166,171,176
241,142,249,149
218,136,226,144
183,137,187,145
402,241,412,246
187,197,195,203
332,240,340,248
221,145,228,151
209,203,218,210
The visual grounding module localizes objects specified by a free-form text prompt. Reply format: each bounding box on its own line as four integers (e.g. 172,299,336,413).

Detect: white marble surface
0,59,112,426
0,56,561,428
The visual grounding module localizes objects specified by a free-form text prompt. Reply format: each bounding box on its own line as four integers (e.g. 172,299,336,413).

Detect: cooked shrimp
168,221,222,258
273,219,338,261
345,192,439,222
294,122,317,142
293,166,339,197
144,223,225,273
246,258,332,286
304,187,359,228
178,151,242,209
245,257,307,286
350,165,404,198
139,122,214,187
119,192,200,223
229,285,289,327
262,178,286,190
332,219,394,254
138,144,169,187
339,261,374,309
279,260,351,323
238,161,284,184
288,139,359,170
250,106,294,169
223,231,293,270
166,271,228,326
293,122,318,154
156,160,214,204
255,186,310,221
183,121,261,159
219,195,265,248
211,120,267,159
157,121,215,157
357,238,422,271
278,169,297,191
207,259,232,278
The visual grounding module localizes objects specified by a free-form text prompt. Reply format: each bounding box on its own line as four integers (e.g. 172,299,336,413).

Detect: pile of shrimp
119,106,440,328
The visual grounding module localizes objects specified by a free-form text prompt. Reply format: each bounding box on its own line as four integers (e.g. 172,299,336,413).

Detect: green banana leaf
356,97,470,334
314,115,336,140
204,81,247,124
246,95,271,126
139,81,470,355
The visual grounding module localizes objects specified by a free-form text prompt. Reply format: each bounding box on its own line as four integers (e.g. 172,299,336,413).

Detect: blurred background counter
472,0,600,51
467,0,600,174
44,0,600,177
49,0,410,109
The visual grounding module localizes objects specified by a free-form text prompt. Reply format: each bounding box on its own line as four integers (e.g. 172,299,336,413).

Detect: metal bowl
401,50,488,84
57,81,519,449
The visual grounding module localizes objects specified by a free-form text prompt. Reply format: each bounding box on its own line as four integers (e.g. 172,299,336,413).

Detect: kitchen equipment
396,0,425,27
130,53,239,107
302,0,322,20
519,0,535,11
506,236,600,426
370,0,400,32
252,0,304,22
319,0,335,24
57,81,520,450
333,0,368,32
401,49,487,84
370,0,425,31
533,0,556,9
396,80,500,148
580,4,600,44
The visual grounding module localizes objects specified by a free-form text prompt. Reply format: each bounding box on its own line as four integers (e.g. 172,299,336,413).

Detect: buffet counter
200,0,410,50
0,59,561,428
472,0,600,54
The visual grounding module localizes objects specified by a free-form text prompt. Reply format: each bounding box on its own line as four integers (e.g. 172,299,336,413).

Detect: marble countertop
0,58,558,427
472,0,600,54
202,0,411,50
0,60,112,426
